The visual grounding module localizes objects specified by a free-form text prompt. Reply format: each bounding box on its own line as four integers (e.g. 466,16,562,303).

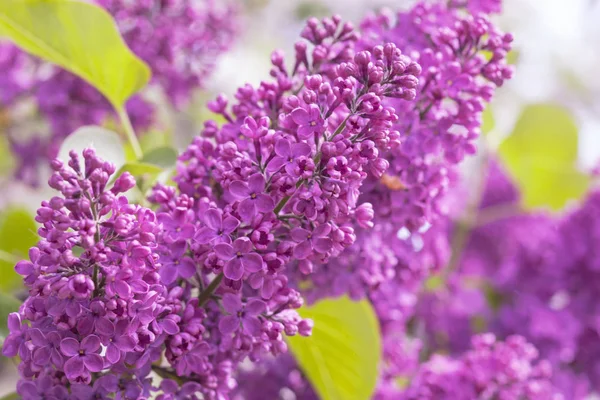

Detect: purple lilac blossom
5,12,424,398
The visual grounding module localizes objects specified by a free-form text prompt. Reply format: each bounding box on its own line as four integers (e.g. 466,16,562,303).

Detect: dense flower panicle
359,1,513,230
2,149,172,398
400,334,561,400
148,14,423,399
0,0,237,186
409,158,600,399
225,2,515,399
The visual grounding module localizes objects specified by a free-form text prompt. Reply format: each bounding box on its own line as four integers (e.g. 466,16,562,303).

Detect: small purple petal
60,338,80,357
7,313,21,332
255,194,275,213
229,181,249,198
242,253,264,273
266,156,286,172
15,260,34,276
218,315,239,335
214,243,235,260
195,227,218,244
84,353,104,372
224,258,244,281
237,198,256,221
204,209,222,231
221,293,242,314
290,228,310,242
245,299,266,316
292,142,312,157
242,316,263,336
105,344,120,365
64,356,85,379
293,240,312,259
248,174,266,193
313,237,333,254
232,237,253,254
291,108,309,124
115,335,137,352
222,216,240,234
161,265,179,285
178,258,196,279
274,138,291,157
81,335,101,353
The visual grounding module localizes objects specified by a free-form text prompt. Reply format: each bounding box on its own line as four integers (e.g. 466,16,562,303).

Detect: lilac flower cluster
226,1,517,399
145,13,421,397
400,334,560,400
3,149,170,398
409,157,600,398
1,0,237,186
3,13,427,399
359,1,513,230
233,334,560,400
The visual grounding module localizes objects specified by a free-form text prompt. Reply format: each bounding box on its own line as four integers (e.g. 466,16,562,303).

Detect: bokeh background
1,0,600,396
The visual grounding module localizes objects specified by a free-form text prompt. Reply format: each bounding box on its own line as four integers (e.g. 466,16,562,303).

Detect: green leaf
58,126,126,172
141,146,178,168
481,106,495,136
0,208,37,292
287,296,381,400
0,392,20,400
498,104,590,210
117,162,164,193
0,292,21,337
0,0,150,109
118,162,163,179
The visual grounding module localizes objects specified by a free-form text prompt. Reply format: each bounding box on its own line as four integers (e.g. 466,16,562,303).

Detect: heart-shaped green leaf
0,0,150,109
287,296,381,400
498,103,590,210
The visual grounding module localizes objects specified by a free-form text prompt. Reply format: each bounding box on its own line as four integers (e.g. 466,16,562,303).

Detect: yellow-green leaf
0,0,151,109
498,104,590,210
0,208,37,292
481,106,495,136
287,296,381,400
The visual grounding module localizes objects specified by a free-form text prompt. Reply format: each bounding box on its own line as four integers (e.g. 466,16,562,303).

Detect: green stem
274,196,291,215
117,107,143,160
0,249,20,264
198,273,223,306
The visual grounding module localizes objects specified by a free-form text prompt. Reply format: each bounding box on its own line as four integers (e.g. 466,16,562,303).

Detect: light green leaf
118,162,163,179
287,296,381,400
498,104,590,210
58,126,126,171
117,162,164,193
0,208,37,292
0,392,20,400
0,292,22,337
481,106,495,136
141,146,178,168
0,0,150,109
